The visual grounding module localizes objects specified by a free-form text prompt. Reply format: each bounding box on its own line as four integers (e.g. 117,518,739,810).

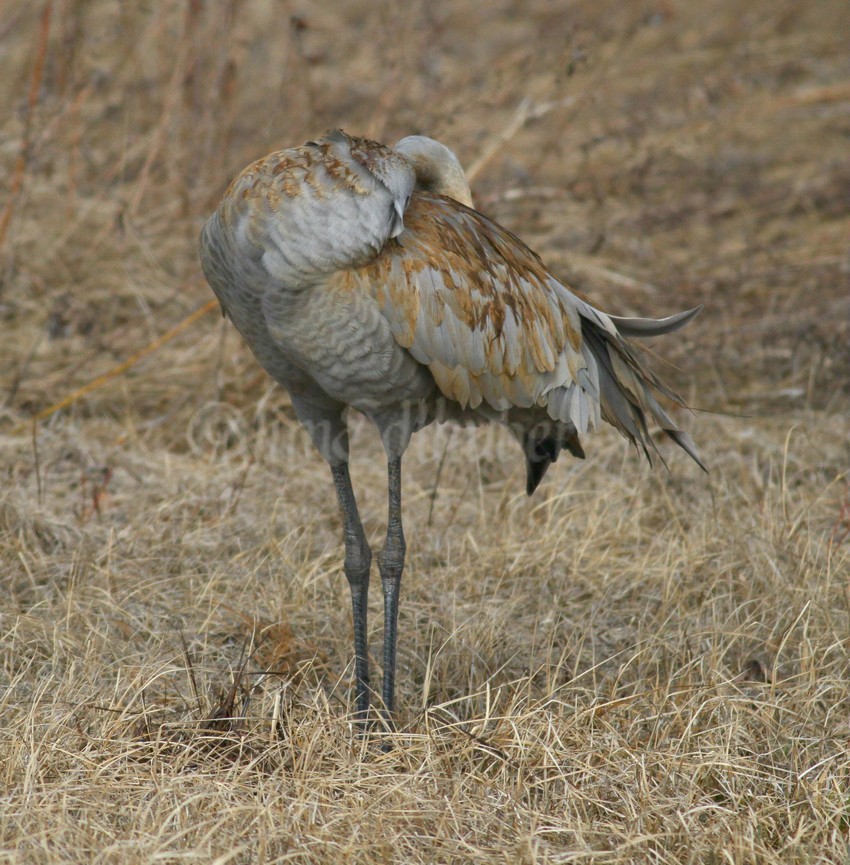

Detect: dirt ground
1,1,849,863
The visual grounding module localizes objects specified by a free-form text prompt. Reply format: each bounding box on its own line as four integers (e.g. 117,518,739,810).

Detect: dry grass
2,1,850,862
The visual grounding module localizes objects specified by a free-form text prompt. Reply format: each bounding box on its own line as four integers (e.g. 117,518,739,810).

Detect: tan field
2,1,849,862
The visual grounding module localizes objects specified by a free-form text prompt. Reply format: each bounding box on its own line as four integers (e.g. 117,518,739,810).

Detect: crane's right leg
291,396,373,725
330,462,372,723
290,398,372,726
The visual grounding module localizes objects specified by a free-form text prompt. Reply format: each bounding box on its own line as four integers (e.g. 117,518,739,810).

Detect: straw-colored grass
2,1,849,862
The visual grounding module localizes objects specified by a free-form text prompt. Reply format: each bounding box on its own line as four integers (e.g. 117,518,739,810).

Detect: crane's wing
354,192,703,468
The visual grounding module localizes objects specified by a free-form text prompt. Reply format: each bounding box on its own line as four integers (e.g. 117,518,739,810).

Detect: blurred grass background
1,1,849,863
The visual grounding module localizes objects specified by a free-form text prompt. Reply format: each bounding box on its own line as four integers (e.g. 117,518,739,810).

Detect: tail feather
519,304,703,495
583,319,705,472
641,389,707,472
607,306,702,339
664,428,705,471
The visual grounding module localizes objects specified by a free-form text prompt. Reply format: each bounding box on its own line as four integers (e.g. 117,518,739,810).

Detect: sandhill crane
199,129,703,723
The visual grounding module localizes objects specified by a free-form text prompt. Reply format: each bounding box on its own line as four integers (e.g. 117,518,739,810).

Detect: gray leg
377,456,406,715
330,463,372,722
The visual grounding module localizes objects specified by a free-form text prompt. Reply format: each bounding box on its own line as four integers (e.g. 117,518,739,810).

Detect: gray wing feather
608,306,703,338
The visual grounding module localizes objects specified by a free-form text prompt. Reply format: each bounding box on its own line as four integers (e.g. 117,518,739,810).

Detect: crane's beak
389,198,407,239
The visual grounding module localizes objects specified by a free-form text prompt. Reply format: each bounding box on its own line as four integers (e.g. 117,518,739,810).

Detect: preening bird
199,129,703,721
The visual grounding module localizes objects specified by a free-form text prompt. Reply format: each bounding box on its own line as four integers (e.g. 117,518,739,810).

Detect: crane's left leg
378,455,406,716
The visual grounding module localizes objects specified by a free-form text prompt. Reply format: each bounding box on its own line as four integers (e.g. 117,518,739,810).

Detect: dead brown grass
1,1,849,862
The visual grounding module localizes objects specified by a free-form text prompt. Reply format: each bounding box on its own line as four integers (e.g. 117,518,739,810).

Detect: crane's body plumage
199,129,703,724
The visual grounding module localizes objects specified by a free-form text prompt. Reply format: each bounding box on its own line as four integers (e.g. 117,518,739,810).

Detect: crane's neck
393,136,474,208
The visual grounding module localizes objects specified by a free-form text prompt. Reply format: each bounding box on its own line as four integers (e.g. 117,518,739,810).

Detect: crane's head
394,136,474,208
